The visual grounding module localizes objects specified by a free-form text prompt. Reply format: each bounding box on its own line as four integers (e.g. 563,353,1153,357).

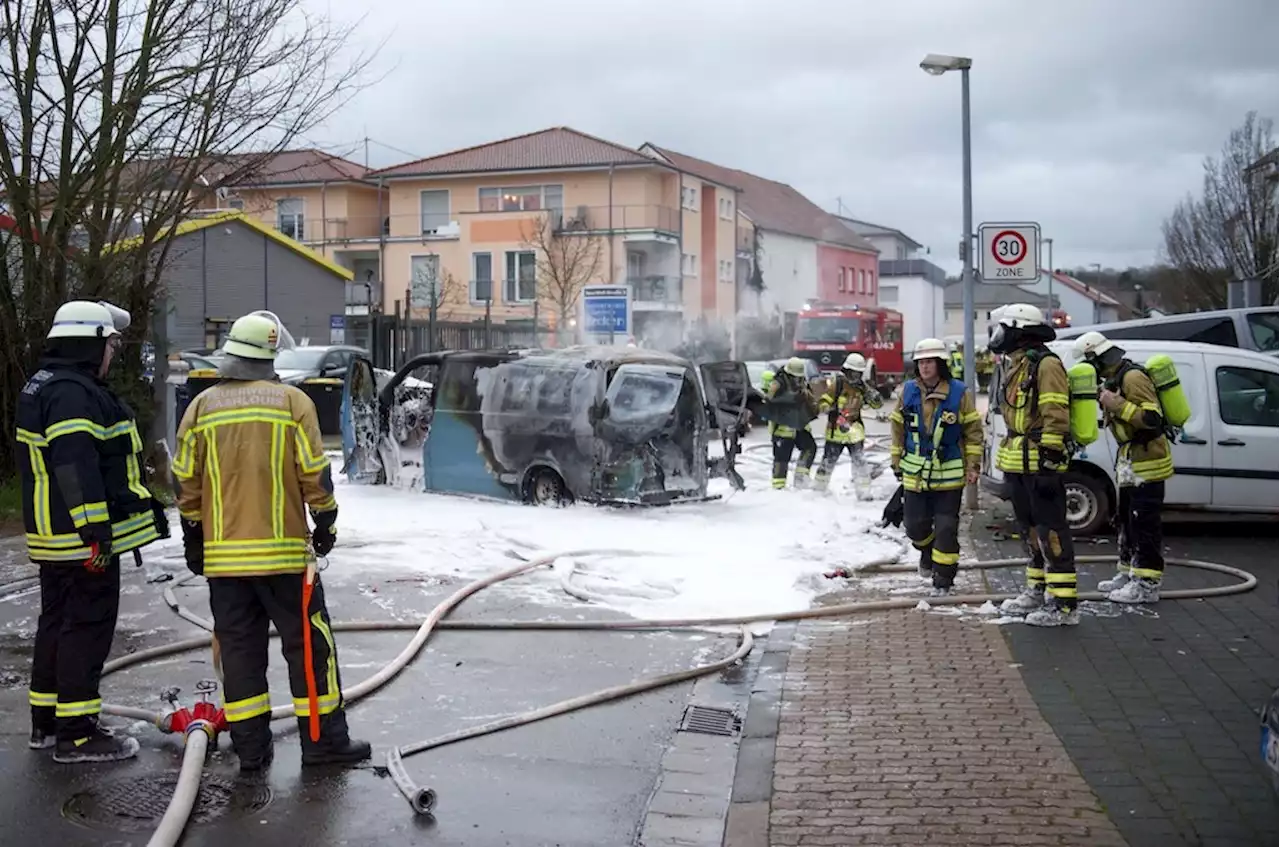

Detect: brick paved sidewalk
759,611,1127,847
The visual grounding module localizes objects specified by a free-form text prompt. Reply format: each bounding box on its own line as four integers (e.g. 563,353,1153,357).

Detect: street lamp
921,52,977,507
1041,237,1054,323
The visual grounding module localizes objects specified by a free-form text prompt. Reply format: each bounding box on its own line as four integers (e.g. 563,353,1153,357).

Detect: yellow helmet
222,313,281,360
784,357,807,377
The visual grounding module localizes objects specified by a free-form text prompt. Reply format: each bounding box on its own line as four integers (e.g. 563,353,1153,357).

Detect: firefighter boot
1108,578,1160,605
1098,559,1133,593
1000,585,1047,616
230,714,275,773
300,711,371,767
53,726,140,764
1025,605,1081,627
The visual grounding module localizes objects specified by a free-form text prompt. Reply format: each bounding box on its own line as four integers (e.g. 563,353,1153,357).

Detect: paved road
972,503,1278,847
0,537,753,846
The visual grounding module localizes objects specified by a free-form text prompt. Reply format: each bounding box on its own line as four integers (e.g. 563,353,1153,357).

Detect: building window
837,268,846,292
880,285,899,304
681,186,698,211
682,253,697,276
227,197,245,211
276,198,304,240
409,255,441,307
718,259,733,282
472,252,493,303
419,190,450,233
718,197,733,220
858,269,866,294
479,185,563,214
868,269,876,296
504,251,537,302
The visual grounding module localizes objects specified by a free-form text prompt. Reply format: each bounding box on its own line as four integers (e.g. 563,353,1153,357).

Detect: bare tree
408,263,465,322
521,211,605,342
0,0,378,477
1161,112,1278,311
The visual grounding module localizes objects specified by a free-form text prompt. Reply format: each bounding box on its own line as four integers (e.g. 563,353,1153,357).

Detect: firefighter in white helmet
989,303,1078,626
1073,330,1172,604
888,338,984,594
18,301,168,762
173,312,369,773
813,352,884,495
763,357,820,488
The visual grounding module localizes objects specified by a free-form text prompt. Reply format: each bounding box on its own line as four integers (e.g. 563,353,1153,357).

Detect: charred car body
340,346,751,505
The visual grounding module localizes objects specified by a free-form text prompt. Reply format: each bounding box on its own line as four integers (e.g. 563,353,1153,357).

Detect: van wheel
526,468,571,507
1062,470,1111,536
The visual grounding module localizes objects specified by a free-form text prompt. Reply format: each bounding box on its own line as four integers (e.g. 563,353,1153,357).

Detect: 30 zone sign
978,222,1041,283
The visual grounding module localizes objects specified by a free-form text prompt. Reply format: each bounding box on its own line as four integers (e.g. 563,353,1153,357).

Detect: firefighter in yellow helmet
173,312,370,772
888,338,984,594
948,342,965,383
1074,330,1172,605
18,300,167,762
764,357,819,488
813,352,884,495
990,303,1078,626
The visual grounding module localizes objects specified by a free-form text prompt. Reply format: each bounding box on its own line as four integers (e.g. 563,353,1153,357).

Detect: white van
981,339,1279,535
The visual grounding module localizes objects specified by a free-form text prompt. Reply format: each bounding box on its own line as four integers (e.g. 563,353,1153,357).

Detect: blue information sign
582,286,629,334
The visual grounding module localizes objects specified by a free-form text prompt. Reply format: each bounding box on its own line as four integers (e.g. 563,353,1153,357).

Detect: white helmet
842,352,867,372
223,313,283,360
1072,330,1115,359
47,300,131,340
997,303,1046,328
912,338,948,362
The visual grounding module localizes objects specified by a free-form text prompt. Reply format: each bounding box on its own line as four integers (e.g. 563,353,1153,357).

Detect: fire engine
791,301,905,393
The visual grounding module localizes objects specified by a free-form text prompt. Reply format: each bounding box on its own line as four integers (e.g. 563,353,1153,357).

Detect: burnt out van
340,346,751,506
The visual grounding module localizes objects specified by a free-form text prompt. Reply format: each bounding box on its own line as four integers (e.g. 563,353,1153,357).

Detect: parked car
1056,307,1278,355
341,346,750,505
274,344,369,384
981,339,1279,535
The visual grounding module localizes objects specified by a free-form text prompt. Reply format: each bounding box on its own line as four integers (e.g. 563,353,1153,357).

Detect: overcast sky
308,0,1278,273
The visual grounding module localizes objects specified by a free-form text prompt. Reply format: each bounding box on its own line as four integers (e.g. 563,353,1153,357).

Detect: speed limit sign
978,222,1041,283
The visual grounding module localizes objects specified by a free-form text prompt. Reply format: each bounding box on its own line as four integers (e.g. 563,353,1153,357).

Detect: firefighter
758,366,777,437
173,313,370,772
813,353,884,493
990,304,1079,626
976,347,995,392
1073,331,1172,604
18,300,168,762
888,338,984,594
948,342,965,383
764,357,819,488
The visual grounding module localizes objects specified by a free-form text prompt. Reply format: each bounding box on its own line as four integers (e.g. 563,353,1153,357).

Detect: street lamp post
921,52,977,507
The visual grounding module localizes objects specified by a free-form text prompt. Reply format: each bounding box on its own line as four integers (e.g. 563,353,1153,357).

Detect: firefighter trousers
29,557,121,741
1007,472,1077,610
208,573,350,762
902,488,963,588
771,429,817,488
1117,481,1165,583
813,440,866,488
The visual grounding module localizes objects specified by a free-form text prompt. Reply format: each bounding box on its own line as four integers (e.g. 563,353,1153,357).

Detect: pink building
817,243,878,308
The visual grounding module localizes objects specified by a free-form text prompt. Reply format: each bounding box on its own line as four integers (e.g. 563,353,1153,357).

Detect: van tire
525,468,571,507
1062,468,1112,536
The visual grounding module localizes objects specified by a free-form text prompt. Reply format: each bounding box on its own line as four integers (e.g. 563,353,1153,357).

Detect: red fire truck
791,302,905,394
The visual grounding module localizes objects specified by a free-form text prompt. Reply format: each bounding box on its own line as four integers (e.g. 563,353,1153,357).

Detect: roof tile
370,127,658,178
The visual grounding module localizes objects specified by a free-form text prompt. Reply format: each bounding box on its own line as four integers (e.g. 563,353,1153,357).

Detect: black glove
893,467,903,481
83,537,113,573
181,519,204,576
152,501,171,540
311,509,337,558
1039,448,1067,472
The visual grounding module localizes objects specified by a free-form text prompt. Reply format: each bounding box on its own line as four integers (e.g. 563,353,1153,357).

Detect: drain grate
679,705,741,737
63,772,271,832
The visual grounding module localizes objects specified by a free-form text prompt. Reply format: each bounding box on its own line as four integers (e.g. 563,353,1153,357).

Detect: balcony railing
550,205,679,236
630,275,683,303
272,216,390,243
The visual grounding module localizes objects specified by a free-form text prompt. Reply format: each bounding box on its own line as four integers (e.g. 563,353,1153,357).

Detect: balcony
344,280,381,316
551,205,679,238
630,275,683,311
273,216,390,244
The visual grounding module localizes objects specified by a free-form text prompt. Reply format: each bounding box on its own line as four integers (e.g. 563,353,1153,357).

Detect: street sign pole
960,65,977,510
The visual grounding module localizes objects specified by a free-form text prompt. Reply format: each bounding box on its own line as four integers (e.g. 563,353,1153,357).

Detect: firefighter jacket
172,379,338,578
889,378,984,492
764,374,818,438
1101,362,1172,484
995,348,1071,475
818,375,884,444
15,362,162,563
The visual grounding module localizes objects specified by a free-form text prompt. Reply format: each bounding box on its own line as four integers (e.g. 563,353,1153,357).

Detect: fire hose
78,542,1254,847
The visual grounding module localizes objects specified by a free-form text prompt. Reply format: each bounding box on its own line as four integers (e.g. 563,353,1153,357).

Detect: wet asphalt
0,537,746,846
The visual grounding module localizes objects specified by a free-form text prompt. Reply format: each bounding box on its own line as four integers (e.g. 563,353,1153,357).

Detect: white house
942,282,1061,344
839,217,948,351
1017,270,1123,326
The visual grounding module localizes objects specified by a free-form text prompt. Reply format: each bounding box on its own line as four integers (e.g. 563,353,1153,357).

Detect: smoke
632,312,789,364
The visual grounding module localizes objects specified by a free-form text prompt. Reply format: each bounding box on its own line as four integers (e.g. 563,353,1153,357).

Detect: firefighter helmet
784,357,808,377
996,303,1046,328
223,313,282,360
912,338,949,361
47,300,131,340
842,353,867,372
1071,330,1115,360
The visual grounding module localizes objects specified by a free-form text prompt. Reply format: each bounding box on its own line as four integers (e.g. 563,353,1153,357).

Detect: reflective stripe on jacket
890,378,984,492
16,365,161,563
765,374,815,438
995,349,1071,474
173,380,337,577
819,375,883,444
1106,364,1173,483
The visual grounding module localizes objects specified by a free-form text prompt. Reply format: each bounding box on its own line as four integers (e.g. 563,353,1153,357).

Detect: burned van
340,346,750,505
